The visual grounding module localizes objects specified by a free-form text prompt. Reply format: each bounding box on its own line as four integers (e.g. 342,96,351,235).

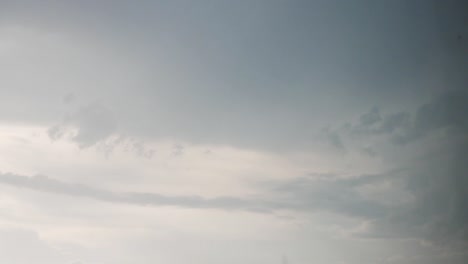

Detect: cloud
172,143,184,156
275,160,468,252
0,228,69,264
0,1,466,263
0,172,267,212
321,127,347,152
301,90,468,257
359,107,381,127
0,171,403,219
272,139,467,250
393,89,468,145
347,90,468,251
48,102,155,158
389,140,468,247
350,89,468,145
378,112,411,135
48,102,117,148
268,173,392,219
352,109,410,137
68,103,118,148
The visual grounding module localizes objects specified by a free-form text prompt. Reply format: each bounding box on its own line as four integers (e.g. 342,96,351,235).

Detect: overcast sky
0,0,467,263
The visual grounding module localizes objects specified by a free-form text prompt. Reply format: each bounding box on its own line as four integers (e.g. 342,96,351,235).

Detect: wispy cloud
0,172,269,213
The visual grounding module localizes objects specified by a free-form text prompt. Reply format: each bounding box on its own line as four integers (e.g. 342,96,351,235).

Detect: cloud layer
0,0,467,263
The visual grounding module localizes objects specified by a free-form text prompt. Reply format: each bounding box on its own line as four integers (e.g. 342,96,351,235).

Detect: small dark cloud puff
359,106,381,126
350,89,468,145
70,103,118,148
393,89,468,145
48,102,155,158
48,102,117,148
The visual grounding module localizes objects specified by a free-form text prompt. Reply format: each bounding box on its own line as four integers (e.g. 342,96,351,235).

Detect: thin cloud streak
0,172,272,213
0,171,396,218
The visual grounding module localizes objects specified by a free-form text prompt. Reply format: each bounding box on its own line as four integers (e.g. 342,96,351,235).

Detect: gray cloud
393,89,468,145
68,103,118,148
28,95,468,255
359,106,381,127
268,173,398,219
2,0,459,153
3,152,466,252
48,102,117,148
6,166,466,255
348,89,468,146
172,143,184,156
335,90,468,252
0,172,268,213
0,171,401,219
321,127,347,152
351,109,410,137
393,141,468,246
279,90,468,248
0,1,466,263
48,102,155,158
47,124,67,141
0,171,388,217
273,154,468,252
378,112,411,135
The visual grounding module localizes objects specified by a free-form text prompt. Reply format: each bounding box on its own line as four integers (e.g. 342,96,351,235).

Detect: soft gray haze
0,0,467,263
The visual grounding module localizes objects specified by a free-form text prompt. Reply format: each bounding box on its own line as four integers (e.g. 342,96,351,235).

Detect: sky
0,0,467,263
